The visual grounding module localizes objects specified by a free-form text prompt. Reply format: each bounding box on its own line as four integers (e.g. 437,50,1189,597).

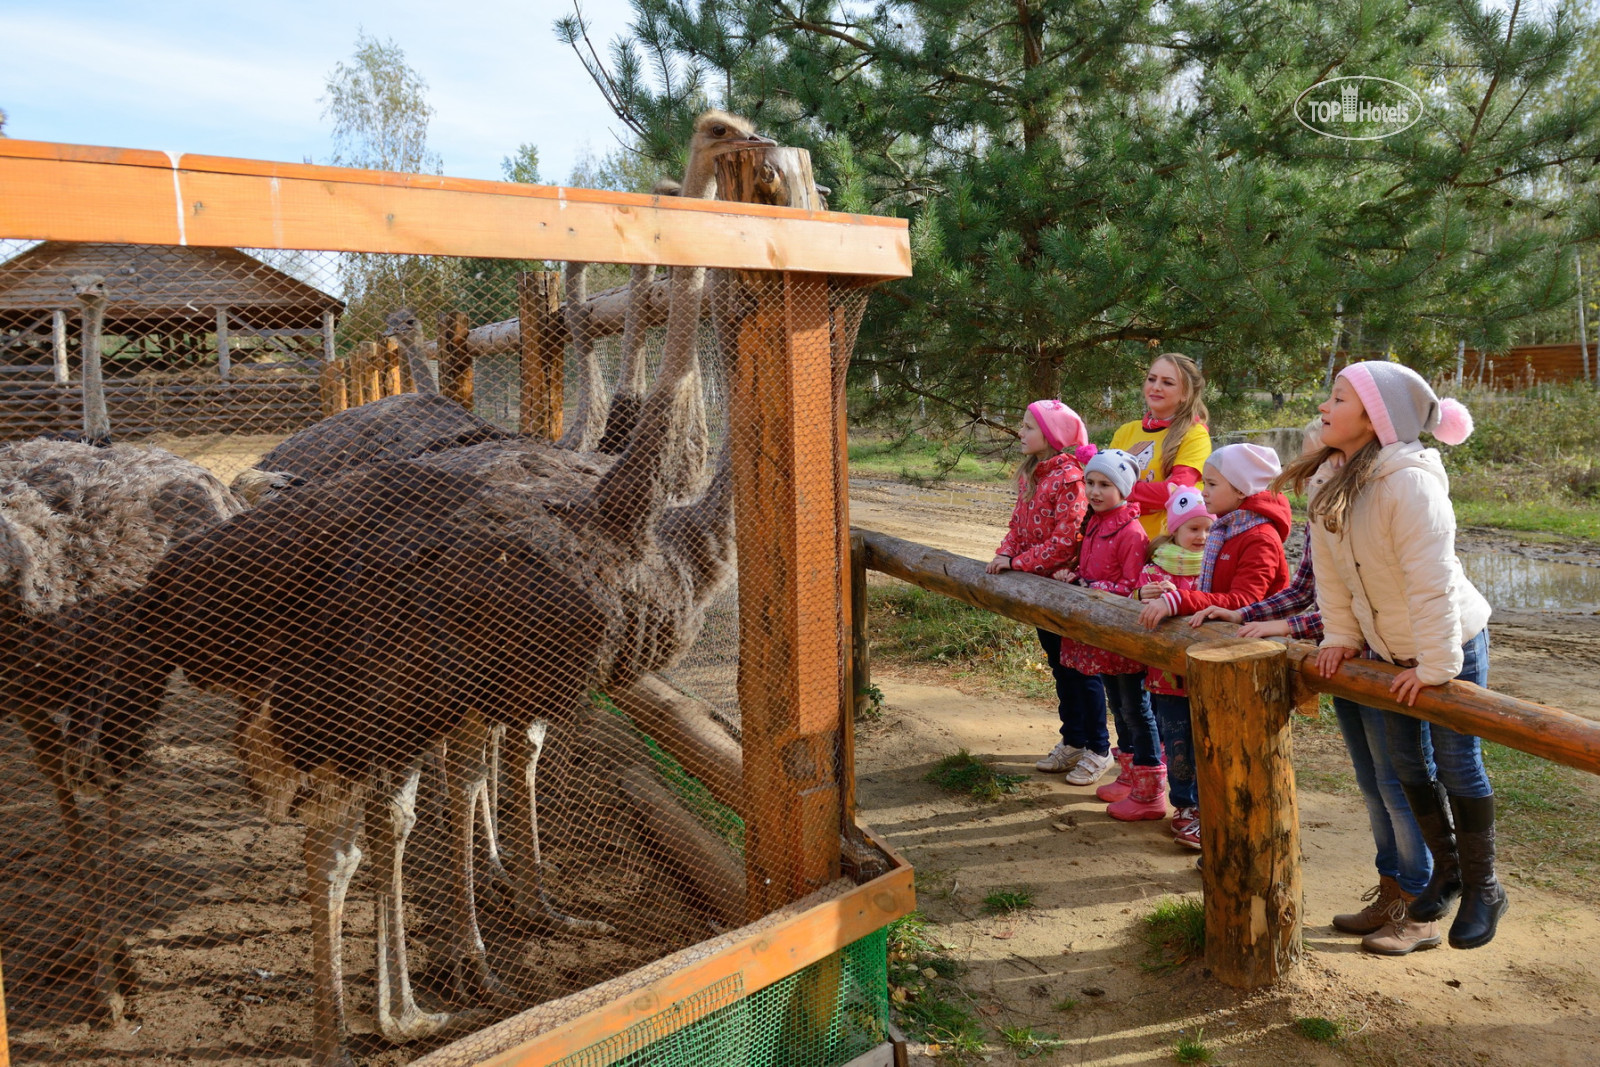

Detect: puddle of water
1460,552,1600,612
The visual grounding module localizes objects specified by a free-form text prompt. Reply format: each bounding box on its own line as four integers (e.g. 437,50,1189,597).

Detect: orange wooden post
318,358,347,417
0,945,9,1067
383,336,405,396
438,309,474,411
518,271,563,439
732,270,842,920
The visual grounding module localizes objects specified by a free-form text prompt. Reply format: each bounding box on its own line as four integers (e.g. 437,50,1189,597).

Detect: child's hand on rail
1137,581,1173,601
1389,667,1428,707
986,555,1013,574
1051,568,1077,583
1189,605,1242,626
1139,599,1174,630
1316,645,1358,678
1237,620,1292,639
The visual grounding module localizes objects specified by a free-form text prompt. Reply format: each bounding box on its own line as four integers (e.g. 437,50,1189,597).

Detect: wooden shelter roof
0,242,343,331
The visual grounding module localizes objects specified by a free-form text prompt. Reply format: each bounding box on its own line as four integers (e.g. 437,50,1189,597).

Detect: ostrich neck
681,157,717,200
79,302,109,442
401,340,439,396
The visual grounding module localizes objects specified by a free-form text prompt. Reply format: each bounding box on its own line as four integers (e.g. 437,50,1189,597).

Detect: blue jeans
1151,693,1196,808
1382,629,1493,799
1037,629,1109,755
1101,672,1161,766
1335,696,1436,897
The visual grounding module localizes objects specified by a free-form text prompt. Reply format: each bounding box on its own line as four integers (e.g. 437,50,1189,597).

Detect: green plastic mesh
552,930,890,1067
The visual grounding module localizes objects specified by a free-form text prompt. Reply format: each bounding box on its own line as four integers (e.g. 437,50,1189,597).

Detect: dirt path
850,476,1600,722
859,676,1600,1065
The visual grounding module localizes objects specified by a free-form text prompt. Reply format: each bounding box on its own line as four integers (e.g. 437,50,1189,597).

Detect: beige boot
1360,890,1442,956
1332,876,1404,935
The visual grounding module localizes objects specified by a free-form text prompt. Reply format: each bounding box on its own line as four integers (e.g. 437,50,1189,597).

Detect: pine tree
561,0,1600,428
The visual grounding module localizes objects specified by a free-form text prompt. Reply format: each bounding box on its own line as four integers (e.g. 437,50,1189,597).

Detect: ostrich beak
728,132,778,149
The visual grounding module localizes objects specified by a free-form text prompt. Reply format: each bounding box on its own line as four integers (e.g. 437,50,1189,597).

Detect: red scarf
1141,412,1174,432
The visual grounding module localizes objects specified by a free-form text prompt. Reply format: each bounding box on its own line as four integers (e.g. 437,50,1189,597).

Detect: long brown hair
1149,354,1209,479
1017,452,1046,501
1274,438,1383,535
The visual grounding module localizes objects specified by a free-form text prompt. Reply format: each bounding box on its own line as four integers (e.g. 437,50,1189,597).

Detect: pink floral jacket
996,452,1088,576
1057,502,1147,676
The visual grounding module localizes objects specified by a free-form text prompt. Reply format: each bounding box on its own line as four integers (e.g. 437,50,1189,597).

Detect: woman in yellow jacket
1111,354,1213,540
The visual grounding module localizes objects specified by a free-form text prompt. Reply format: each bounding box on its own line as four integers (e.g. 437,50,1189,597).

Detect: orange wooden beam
0,139,912,278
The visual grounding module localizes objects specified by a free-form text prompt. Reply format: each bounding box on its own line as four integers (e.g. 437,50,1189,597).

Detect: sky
0,0,644,185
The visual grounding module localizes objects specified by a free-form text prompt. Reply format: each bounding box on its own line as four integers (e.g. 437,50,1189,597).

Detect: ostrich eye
711,124,727,136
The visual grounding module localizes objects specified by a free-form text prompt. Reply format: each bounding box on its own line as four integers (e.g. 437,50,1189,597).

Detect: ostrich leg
512,720,612,934
13,702,129,1023
300,768,366,1067
439,712,513,1003
366,764,452,1041
477,723,510,888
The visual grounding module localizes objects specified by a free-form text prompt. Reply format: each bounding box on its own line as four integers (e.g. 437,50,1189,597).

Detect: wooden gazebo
0,241,342,382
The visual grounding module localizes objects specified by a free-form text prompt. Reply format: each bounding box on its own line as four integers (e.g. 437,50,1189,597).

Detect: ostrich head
70,274,107,311
651,178,683,197
682,110,774,198
383,307,423,342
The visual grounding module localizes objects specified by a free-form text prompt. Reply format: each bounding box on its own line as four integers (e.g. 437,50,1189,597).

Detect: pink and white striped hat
1337,361,1474,447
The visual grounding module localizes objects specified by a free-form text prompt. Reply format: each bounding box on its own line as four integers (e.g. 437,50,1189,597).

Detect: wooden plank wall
0,380,321,440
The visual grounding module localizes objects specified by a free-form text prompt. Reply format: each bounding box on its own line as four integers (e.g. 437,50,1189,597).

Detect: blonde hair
1274,438,1383,535
1146,532,1175,559
1017,452,1046,501
1149,354,1209,479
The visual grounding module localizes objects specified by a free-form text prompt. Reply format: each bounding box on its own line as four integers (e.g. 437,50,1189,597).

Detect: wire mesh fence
0,226,880,1066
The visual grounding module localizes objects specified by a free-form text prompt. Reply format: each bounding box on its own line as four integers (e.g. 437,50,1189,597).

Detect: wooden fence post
730,269,841,920
1187,639,1302,988
849,532,871,728
518,271,563,439
438,309,473,411
318,358,347,417
383,336,405,397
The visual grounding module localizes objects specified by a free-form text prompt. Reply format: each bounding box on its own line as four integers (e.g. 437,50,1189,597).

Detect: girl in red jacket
988,400,1096,774
1138,443,1292,849
1049,448,1150,787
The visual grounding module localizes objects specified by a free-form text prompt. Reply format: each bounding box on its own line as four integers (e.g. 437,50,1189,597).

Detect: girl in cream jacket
1281,361,1503,956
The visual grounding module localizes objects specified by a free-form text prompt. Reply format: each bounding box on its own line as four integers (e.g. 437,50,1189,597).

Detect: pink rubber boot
1095,750,1136,803
1107,764,1169,821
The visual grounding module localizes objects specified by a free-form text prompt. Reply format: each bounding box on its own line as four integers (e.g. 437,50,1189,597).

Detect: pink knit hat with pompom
1027,400,1089,454
1337,361,1474,447
1165,484,1214,536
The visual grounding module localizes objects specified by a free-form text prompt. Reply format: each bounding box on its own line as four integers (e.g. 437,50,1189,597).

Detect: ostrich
74,214,748,1061
386,307,440,396
596,179,681,455
72,274,111,447
555,261,609,452
0,439,245,1023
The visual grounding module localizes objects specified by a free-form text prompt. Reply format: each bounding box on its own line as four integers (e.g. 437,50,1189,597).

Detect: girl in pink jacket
1049,448,1150,789
988,401,1095,775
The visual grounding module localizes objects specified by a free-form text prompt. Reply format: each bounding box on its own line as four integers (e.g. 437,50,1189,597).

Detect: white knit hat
1085,448,1140,498
1205,443,1281,497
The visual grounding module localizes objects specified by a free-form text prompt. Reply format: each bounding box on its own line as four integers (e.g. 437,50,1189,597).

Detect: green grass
848,433,1013,485
1483,741,1600,895
1173,1030,1216,1064
925,749,1030,802
1453,498,1600,540
999,1025,1061,1058
981,887,1035,914
1142,897,1206,974
1295,1016,1343,1043
899,996,986,1054
867,584,1053,697
1052,996,1080,1012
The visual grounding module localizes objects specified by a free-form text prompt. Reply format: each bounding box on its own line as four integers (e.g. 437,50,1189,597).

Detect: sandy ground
849,475,1600,723
857,677,1600,1066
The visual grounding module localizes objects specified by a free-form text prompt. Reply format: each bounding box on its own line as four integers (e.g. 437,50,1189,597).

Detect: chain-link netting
0,229,878,1066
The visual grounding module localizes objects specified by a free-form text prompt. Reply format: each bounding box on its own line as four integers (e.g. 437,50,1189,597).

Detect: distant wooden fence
0,379,321,441
1463,342,1596,389
851,528,1600,992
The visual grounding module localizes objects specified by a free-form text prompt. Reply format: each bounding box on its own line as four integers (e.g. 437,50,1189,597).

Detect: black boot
1401,780,1461,922
1448,794,1509,949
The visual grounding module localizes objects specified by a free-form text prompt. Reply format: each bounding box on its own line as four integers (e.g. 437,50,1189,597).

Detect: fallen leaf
978,1004,1002,1017
993,929,1016,940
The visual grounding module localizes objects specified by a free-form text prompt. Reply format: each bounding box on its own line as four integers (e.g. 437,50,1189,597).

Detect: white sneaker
1065,749,1115,786
1035,743,1084,773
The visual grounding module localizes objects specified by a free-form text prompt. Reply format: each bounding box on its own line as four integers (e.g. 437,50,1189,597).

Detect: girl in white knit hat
1278,360,1502,955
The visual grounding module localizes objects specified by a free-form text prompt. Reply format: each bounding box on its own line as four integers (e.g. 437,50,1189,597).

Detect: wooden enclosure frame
854,528,1600,987
0,138,913,1067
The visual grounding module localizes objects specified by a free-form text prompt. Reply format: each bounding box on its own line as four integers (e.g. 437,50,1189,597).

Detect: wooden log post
518,271,563,439
849,531,872,724
318,358,347,417
383,336,405,396
350,341,378,407
1186,639,1302,988
437,309,473,411
718,145,843,921
52,309,68,384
